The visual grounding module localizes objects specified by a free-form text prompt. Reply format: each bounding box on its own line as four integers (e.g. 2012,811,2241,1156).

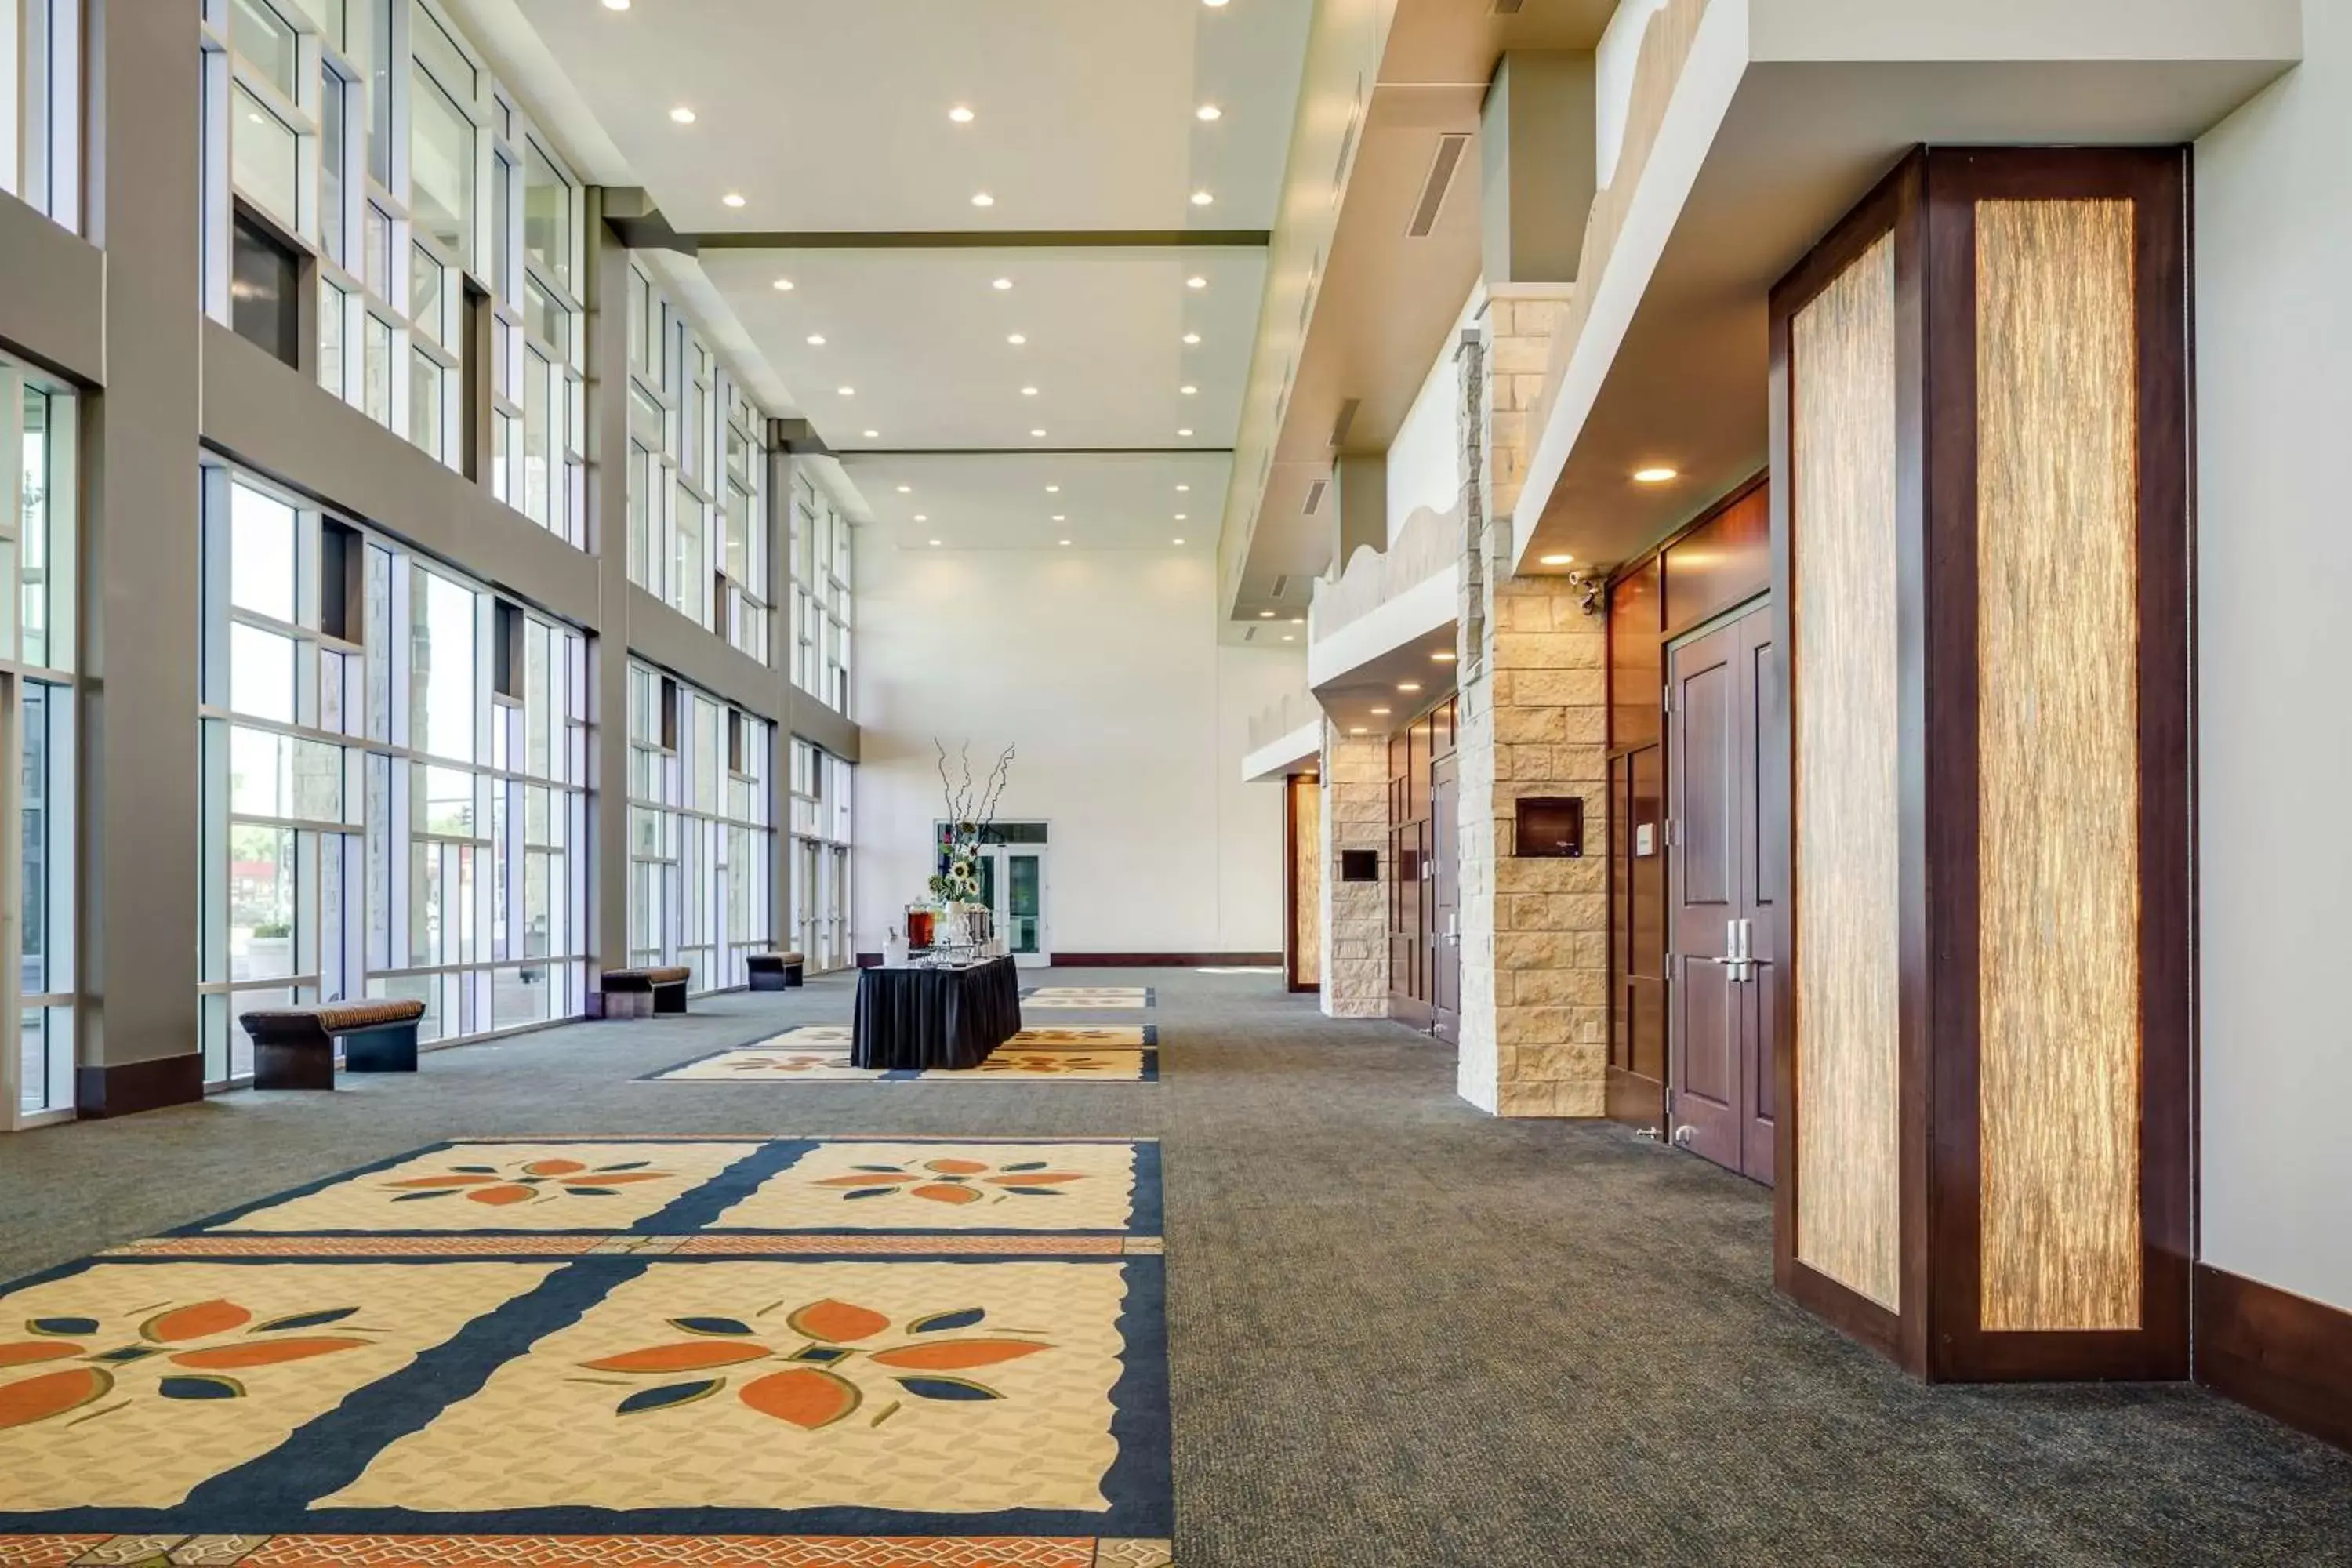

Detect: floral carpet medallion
652,1028,1159,1084
1018,989,1155,1012
0,1138,1170,1564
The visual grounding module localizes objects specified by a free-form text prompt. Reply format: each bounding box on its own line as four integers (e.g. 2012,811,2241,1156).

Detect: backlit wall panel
1973,199,2144,1333
1790,234,1903,1313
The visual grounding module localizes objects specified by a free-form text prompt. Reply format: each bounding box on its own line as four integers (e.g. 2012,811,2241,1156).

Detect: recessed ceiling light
1172,538,1185,545
1176,484,1190,492
1021,386,1039,397
1182,332,1200,344
669,107,697,124
1045,485,1060,492
1185,275,1207,289
1432,650,1457,662
1281,634,1294,642
1259,611,1276,619
1177,428,1193,437
722,192,746,208
1059,539,1071,546
1370,706,1392,716
1051,514,1065,521
949,105,975,124
1539,554,1574,566
1196,104,1222,122
1348,726,1366,735
1007,333,1027,345
1398,682,1422,693
1180,385,1197,396
929,539,942,546
1204,0,1230,8
896,485,912,494
1191,191,1214,207
971,191,995,208
772,278,794,291
993,278,1013,290
1633,466,1679,484
805,334,826,346
862,430,880,439
601,0,628,9
837,387,855,397
1175,514,1188,521
914,514,928,521
1031,428,1047,437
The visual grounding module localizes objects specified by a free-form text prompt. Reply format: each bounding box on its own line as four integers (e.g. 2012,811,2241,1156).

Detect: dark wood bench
601,964,691,1018
748,950,807,991
238,1000,429,1091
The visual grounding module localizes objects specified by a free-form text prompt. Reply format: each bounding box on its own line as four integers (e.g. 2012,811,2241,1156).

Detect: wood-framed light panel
1767,147,2193,1382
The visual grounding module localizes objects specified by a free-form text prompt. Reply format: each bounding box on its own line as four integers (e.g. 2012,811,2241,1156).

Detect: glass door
975,843,1047,968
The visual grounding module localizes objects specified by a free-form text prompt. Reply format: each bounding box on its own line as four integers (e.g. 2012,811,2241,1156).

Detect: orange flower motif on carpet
975,1053,1121,1075
812,1158,1091,1208
0,1298,379,1430
581,1299,1052,1431
381,1156,675,1208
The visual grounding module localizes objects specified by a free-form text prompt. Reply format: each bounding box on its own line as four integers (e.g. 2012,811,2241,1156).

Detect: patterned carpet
0,970,2347,1566
652,1026,1160,1084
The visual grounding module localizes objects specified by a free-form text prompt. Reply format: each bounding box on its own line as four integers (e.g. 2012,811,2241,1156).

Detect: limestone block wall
1456,289,1613,1116
1319,723,1390,1018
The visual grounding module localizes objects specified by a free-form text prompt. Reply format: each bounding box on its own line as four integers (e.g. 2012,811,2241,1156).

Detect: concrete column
75,0,207,1114
1479,52,1598,289
1318,722,1387,1018
1455,293,1610,1116
583,193,633,982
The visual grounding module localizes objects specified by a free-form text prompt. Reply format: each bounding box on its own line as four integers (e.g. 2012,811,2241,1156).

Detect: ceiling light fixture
896,485,911,494
1281,634,1294,642
1182,332,1200,344
837,387,855,397
1191,191,1214,207
669,107,697,124
1204,0,1230,8
1180,385,1197,396
949,105,975,124
805,334,826,345
1045,485,1060,492
1398,682,1422,694
601,0,628,10
1196,103,1223,122
1021,386,1039,396
971,191,995,208
1432,650,1457,662
1538,554,1574,566
993,278,1013,290
929,539,942,546
1177,428,1193,437
1185,275,1207,289
1175,514,1188,521
1007,332,1027,345
914,514,928,522
1176,484,1190,492
1031,428,1047,437
1348,726,1367,735
1370,706,1392,716
1633,466,1679,484
1059,539,1072,546
1051,514,1065,522
772,278,794,291
1172,537,1186,545
862,430,879,439
721,192,746,208
1259,611,1276,619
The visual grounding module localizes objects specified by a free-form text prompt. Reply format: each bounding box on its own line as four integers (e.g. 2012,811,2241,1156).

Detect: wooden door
1668,601,1777,1184
1430,750,1461,1044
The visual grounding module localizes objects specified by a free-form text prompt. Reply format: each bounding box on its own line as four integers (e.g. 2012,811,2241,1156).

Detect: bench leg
654,981,688,1014
344,1023,419,1073
255,1038,335,1091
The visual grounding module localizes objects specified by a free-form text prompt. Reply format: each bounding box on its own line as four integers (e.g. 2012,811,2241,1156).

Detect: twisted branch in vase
929,739,1017,910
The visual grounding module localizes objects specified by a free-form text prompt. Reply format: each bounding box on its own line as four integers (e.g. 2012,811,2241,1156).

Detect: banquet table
851,956,1022,1070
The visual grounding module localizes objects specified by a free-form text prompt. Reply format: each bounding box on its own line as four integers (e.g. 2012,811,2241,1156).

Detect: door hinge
1661,818,1679,848
1661,686,1671,715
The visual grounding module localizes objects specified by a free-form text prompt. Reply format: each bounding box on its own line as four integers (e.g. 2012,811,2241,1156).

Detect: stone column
1318,721,1388,1018
1454,290,1610,1116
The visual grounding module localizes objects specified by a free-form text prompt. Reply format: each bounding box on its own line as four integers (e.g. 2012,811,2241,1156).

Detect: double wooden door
1667,602,1780,1184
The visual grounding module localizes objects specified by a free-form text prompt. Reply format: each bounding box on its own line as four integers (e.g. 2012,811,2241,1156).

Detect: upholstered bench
601,964,691,1018
748,951,807,991
238,1000,429,1091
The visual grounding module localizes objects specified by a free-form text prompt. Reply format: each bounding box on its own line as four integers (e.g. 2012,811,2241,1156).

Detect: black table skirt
851,956,1022,1070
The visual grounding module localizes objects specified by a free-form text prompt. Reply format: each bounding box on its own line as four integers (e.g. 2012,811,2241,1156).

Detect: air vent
1407,134,1472,238
1330,79,1364,205
1243,625,1258,642
1271,574,1292,601
1329,398,1362,448
1303,480,1329,517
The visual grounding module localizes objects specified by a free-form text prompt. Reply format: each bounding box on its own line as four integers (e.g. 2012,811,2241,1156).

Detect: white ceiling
510,0,1313,234
465,0,1315,546
840,450,1233,554
696,245,1265,450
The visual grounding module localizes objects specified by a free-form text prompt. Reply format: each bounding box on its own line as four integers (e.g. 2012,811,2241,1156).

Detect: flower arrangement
929,739,1015,909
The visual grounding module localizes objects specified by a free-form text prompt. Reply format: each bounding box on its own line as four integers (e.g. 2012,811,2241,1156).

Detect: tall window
196,0,587,543
1,0,82,230
626,662,773,993
198,461,590,1085
789,739,852,972
628,264,770,643
2,363,78,1128
789,468,854,716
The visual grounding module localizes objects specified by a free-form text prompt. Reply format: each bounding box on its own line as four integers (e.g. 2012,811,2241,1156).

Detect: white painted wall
1385,288,1479,546
851,540,1294,958
2195,6,2352,1315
